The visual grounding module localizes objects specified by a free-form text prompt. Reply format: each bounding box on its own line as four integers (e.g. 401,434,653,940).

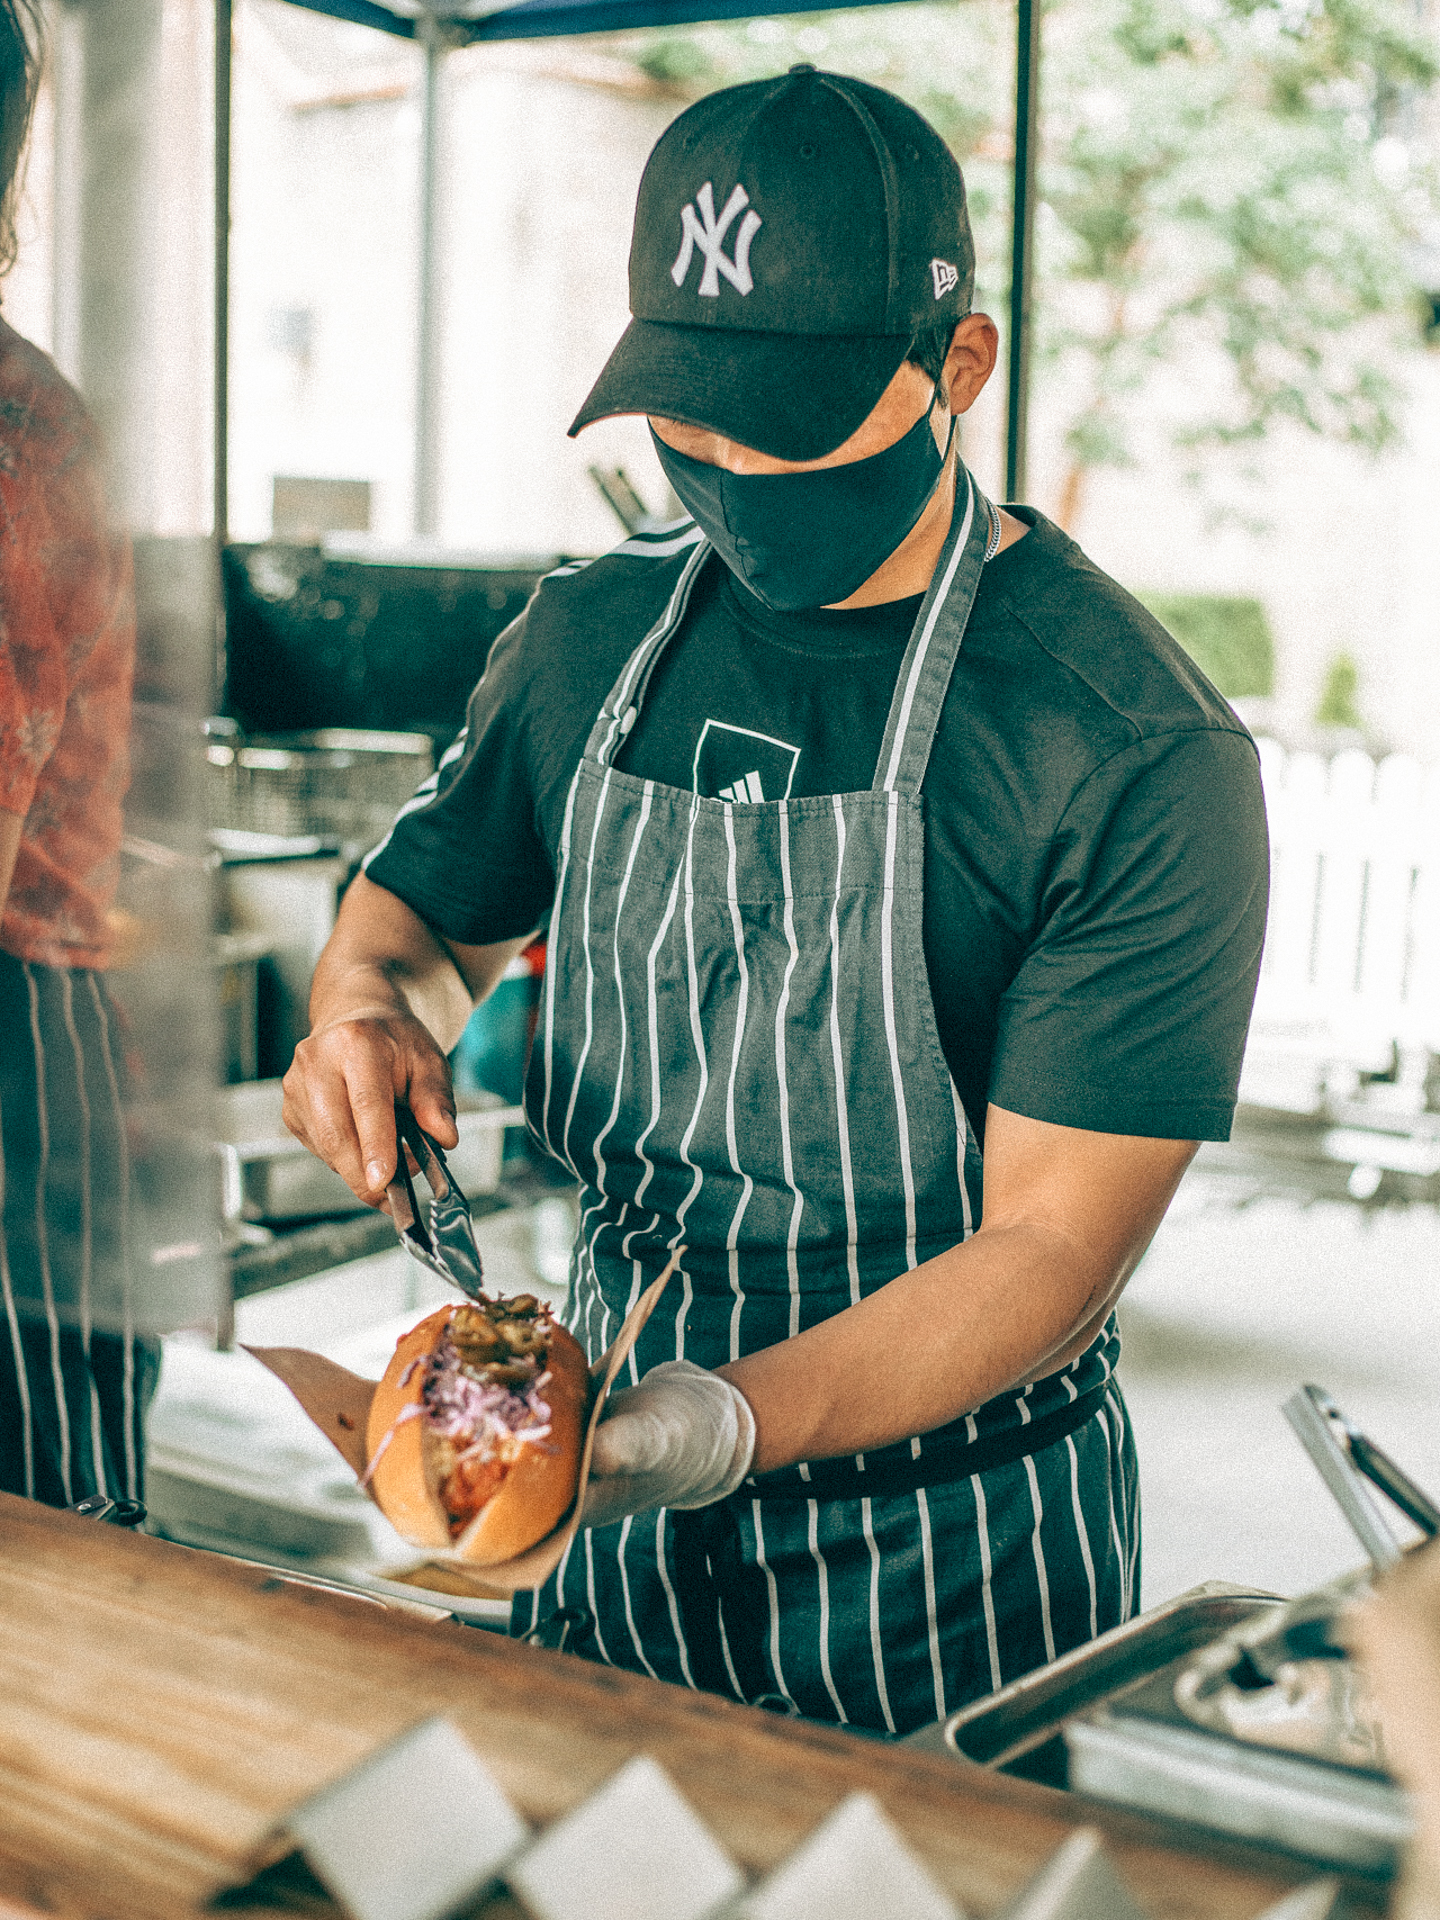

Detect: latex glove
581,1360,757,1530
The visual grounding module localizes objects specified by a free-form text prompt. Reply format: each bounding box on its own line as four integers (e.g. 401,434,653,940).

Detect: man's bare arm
281,872,533,1205
0,808,21,918
719,1105,1196,1472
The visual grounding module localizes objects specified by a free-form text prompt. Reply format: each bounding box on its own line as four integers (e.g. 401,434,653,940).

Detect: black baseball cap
569,66,976,462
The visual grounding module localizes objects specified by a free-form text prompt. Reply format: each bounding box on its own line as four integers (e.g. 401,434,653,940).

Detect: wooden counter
0,1495,1377,1918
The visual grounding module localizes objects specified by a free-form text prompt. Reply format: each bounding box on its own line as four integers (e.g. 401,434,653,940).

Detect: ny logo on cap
930,258,959,300
672,183,763,298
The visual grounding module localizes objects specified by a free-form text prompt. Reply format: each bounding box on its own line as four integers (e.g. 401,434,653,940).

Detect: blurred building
9,0,1439,755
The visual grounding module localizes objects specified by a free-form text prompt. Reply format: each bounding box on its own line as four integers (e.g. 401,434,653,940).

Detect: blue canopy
284,0,920,42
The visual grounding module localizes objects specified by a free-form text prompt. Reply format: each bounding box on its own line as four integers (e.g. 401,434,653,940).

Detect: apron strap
743,1376,1112,1503
582,533,711,768
872,463,997,798
584,466,994,784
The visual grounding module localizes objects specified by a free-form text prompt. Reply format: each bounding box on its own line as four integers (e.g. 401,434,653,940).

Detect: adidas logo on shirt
718,770,766,804
693,720,801,804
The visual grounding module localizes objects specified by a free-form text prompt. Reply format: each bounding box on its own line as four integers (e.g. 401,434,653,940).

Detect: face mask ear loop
926,404,959,509
924,375,958,470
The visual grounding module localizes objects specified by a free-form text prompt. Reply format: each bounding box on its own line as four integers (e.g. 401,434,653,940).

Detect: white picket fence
1246,738,1440,1105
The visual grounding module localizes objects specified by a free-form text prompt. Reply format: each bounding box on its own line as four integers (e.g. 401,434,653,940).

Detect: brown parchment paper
246,1251,679,1594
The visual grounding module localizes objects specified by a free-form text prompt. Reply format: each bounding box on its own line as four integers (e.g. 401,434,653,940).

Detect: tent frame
213,0,1038,543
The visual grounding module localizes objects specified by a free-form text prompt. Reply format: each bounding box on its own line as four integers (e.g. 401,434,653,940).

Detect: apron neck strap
872,464,996,797
584,531,711,769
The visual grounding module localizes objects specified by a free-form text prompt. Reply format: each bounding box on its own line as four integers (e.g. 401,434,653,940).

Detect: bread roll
366,1296,588,1565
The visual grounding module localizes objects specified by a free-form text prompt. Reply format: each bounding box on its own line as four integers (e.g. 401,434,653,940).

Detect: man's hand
281,874,533,1207
284,1001,459,1209
581,1361,757,1529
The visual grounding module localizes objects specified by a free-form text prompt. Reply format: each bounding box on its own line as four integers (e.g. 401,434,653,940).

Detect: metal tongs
385,1100,485,1300
1210,1386,1440,1686
1284,1382,1440,1573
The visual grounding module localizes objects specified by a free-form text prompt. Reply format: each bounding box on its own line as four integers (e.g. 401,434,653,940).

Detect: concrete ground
1119,1179,1440,1606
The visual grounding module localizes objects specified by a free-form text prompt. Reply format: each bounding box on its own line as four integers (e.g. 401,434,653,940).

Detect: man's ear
943,314,999,416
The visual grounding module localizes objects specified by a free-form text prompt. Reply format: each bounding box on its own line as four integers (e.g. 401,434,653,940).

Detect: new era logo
930,258,959,300
672,182,763,298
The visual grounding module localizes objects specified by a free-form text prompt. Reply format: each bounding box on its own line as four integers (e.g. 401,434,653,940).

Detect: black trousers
0,951,159,1506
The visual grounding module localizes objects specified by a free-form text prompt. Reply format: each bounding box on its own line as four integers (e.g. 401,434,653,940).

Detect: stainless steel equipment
1283,1384,1440,1570
1064,1700,1408,1875
218,1079,524,1224
1059,1390,1438,1876
903,1583,1281,1781
208,727,433,850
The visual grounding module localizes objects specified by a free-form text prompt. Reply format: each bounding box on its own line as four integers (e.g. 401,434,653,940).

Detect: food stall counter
0,1495,1373,1919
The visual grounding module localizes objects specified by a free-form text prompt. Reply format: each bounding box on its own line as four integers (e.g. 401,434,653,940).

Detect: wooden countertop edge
0,1498,1386,1918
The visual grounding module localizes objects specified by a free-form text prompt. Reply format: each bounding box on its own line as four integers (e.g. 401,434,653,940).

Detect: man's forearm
308,874,475,1050
717,1220,1108,1472
286,876,536,1200
717,1106,1196,1474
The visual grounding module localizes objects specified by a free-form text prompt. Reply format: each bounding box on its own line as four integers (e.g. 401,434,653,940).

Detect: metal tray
1065,1687,1410,1876
217,1079,524,1223
902,1582,1281,1781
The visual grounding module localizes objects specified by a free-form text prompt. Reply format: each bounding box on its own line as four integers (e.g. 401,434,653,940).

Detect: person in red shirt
0,0,154,1506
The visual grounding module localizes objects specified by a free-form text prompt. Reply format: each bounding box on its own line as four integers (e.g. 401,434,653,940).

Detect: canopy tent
213,0,1038,539
276,0,976,43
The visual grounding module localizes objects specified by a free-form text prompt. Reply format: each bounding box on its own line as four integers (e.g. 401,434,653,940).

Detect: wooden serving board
0,1494,1376,1919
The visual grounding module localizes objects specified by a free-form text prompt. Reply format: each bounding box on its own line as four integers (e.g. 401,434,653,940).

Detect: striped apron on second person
513,471,1139,1735
0,951,156,1507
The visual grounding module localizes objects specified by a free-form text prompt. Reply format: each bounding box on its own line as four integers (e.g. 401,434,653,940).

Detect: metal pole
214,0,232,544
413,10,445,539
1005,0,1039,503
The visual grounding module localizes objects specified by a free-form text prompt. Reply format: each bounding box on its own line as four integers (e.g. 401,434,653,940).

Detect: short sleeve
363,613,557,945
988,728,1269,1141
0,484,67,819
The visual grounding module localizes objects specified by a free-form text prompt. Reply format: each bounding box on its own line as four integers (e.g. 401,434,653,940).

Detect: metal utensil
1282,1382,1440,1571
68,1493,147,1528
386,1101,485,1300
1305,1382,1440,1535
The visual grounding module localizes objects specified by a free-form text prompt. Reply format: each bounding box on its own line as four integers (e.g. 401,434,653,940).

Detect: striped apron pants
0,952,157,1507
513,474,1139,1735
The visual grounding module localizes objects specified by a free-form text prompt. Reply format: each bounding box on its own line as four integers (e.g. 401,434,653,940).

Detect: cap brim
569,319,914,463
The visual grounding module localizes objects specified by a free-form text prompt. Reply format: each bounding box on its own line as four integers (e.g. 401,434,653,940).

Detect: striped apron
0,951,156,1507
514,472,1139,1734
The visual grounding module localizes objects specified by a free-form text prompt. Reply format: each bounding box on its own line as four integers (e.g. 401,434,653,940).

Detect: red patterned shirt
0,318,134,970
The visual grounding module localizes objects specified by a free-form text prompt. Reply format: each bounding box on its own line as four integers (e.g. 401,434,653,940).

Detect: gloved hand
580,1360,757,1530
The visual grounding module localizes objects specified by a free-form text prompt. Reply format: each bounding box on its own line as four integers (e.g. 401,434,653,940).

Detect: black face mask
649,403,955,613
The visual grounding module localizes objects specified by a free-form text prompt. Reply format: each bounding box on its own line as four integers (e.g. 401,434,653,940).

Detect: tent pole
413,8,445,539
215,0,232,545
1004,0,1039,503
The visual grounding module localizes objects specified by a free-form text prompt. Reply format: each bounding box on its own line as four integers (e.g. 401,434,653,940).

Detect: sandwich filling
398,1297,556,1535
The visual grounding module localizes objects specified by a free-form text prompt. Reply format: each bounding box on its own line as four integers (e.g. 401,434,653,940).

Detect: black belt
741,1376,1112,1503
672,1378,1113,1700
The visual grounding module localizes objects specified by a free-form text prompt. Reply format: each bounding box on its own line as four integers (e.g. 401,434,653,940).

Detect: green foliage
604,0,1440,508
1137,592,1276,697
1041,0,1440,497
1315,651,1364,727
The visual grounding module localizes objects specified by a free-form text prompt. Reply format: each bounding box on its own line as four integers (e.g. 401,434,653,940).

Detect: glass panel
0,0,223,1518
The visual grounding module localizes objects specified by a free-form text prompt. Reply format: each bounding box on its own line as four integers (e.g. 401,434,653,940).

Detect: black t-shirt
366,509,1269,1144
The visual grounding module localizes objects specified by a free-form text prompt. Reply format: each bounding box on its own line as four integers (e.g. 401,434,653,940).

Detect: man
284,67,1268,1734
0,0,151,1506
